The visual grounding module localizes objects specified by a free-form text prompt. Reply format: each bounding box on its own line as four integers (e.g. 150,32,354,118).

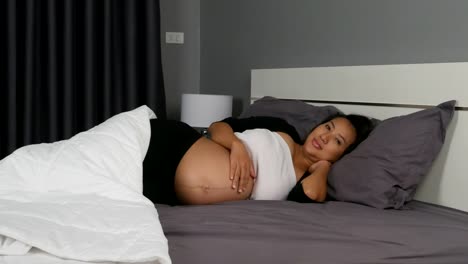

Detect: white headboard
251,62,468,212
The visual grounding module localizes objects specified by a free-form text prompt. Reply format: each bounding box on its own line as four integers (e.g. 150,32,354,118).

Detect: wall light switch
166,32,184,44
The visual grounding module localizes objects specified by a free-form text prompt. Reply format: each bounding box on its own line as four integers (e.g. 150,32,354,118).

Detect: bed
158,62,468,263
2,63,468,264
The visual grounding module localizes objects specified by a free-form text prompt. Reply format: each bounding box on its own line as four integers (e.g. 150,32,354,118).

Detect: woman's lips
312,138,322,150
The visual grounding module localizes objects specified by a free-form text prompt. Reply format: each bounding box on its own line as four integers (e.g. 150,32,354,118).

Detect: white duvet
0,106,171,264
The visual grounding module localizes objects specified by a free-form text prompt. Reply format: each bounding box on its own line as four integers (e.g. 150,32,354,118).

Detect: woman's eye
325,124,331,130
336,139,341,145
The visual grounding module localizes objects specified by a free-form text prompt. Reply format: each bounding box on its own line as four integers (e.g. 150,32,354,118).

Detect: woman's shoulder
275,132,295,155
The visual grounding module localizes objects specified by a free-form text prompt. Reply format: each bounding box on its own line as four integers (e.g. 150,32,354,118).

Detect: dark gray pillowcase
327,100,456,209
240,96,341,141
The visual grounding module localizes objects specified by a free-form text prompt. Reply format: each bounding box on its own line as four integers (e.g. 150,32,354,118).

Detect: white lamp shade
181,94,233,127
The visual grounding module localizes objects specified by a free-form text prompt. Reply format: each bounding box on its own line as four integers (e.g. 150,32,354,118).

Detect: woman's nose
320,133,329,144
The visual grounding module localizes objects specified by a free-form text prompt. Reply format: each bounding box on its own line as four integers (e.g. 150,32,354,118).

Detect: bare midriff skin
175,137,254,205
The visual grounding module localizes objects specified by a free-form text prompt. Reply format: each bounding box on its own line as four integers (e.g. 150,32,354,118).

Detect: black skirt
143,119,202,205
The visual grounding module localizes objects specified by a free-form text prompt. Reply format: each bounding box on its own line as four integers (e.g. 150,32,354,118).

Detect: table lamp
181,93,233,133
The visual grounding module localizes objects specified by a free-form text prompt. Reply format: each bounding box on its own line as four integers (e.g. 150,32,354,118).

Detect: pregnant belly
175,137,253,204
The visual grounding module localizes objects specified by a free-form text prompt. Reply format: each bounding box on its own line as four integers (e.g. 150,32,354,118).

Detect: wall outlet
166,32,184,44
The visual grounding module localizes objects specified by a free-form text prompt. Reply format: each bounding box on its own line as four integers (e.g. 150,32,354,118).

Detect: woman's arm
302,160,331,202
287,160,331,203
207,121,241,149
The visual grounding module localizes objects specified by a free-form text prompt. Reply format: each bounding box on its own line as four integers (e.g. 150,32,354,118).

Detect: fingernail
232,185,236,188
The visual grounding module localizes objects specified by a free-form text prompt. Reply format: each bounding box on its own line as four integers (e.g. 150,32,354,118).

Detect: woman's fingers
238,165,253,193
238,167,246,193
231,164,239,189
239,161,256,193
228,142,255,193
230,162,236,181
250,161,256,178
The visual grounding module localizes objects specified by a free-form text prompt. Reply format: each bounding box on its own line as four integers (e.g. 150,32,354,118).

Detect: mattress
157,200,468,264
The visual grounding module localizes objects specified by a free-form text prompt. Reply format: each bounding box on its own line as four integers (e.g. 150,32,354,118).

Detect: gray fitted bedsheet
157,200,468,264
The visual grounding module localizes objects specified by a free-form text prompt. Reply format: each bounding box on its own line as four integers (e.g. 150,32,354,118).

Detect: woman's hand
207,120,255,193
301,160,332,202
229,140,256,193
308,160,331,174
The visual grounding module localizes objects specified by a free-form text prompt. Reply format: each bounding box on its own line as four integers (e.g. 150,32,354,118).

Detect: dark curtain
0,0,166,159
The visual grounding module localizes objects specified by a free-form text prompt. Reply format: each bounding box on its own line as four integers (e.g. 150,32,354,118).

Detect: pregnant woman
143,115,372,205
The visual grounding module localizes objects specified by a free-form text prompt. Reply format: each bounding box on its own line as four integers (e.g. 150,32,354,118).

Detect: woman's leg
175,137,253,205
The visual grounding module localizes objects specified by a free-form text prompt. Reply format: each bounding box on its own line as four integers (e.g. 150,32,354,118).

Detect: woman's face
303,117,357,163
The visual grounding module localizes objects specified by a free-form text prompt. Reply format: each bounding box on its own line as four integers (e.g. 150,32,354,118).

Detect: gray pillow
327,100,456,209
240,96,341,141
